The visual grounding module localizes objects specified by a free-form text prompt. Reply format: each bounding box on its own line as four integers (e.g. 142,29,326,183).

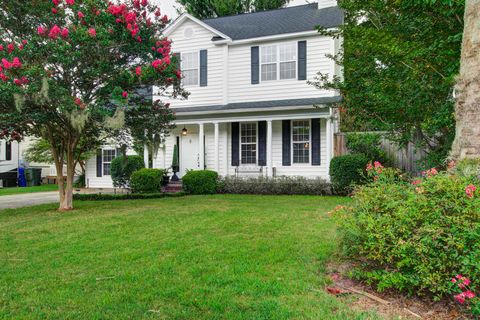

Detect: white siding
227,36,336,103
162,19,225,108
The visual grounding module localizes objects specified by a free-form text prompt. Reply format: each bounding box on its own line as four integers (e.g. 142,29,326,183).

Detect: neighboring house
85,2,343,188
0,137,56,187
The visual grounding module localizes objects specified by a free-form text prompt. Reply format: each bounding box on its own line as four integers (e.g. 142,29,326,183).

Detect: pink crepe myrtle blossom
135,66,142,76
2,58,12,69
66,0,75,5
61,28,69,39
22,40,27,45
465,184,476,198
13,78,22,86
122,91,128,98
21,77,29,84
7,43,15,53
88,28,96,37
11,57,22,68
52,8,58,14
0,45,3,51
0,73,8,82
49,25,62,39
141,0,148,6
52,0,60,5
37,26,46,35
77,11,85,19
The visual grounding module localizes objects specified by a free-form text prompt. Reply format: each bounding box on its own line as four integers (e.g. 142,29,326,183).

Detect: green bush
73,192,186,201
333,164,480,300
345,132,390,165
182,170,218,194
110,155,145,188
130,168,165,194
218,176,332,195
330,154,369,194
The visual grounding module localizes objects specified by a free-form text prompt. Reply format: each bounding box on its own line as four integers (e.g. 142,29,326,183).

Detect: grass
0,184,58,196
0,195,379,320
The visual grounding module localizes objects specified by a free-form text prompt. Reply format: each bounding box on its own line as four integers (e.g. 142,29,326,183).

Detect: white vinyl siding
181,52,199,86
260,43,296,82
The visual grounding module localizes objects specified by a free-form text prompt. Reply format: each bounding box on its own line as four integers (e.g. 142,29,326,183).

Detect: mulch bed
324,263,466,320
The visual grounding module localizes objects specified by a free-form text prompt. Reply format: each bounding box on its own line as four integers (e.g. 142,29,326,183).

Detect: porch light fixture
181,127,188,135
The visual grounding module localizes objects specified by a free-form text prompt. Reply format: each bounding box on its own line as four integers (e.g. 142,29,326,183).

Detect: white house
85,2,343,188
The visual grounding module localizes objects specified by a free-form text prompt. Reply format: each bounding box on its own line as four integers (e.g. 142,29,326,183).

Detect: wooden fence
334,133,426,176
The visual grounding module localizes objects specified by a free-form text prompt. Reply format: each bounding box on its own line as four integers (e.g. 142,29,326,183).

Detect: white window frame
239,122,258,166
181,51,200,87
291,119,311,165
102,149,116,176
260,42,297,83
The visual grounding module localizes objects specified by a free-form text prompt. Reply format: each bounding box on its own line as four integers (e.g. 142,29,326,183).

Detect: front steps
163,180,183,193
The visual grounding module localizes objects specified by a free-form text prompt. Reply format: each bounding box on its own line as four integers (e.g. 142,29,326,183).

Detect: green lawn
0,195,378,320
0,184,58,196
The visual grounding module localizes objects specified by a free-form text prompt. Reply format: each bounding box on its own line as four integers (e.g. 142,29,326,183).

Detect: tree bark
58,143,76,211
450,0,480,159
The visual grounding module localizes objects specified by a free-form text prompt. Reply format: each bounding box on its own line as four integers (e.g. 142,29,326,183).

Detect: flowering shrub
450,275,480,316
332,161,480,299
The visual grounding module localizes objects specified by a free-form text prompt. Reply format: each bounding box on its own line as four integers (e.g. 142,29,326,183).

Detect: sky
154,0,316,20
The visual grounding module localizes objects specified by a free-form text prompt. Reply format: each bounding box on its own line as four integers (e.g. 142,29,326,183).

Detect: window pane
261,45,277,63
261,63,277,81
279,43,296,62
280,61,296,79
102,149,116,162
183,69,198,86
103,163,111,176
241,123,257,165
292,121,310,164
181,52,198,69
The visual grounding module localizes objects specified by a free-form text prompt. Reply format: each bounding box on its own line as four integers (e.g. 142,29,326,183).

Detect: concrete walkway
0,192,59,210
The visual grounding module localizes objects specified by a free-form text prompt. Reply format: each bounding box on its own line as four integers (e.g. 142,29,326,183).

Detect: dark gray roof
202,4,343,41
173,96,341,113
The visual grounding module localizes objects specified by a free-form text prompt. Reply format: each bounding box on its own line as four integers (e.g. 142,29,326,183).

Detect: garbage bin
31,168,42,186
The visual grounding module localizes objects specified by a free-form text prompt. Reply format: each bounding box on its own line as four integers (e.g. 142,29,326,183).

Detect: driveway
0,192,59,210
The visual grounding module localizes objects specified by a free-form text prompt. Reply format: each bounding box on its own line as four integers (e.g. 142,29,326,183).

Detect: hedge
73,192,186,201
182,170,218,194
329,154,369,194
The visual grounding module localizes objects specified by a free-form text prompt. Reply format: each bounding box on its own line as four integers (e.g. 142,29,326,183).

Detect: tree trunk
54,155,66,210
58,146,75,211
450,0,480,159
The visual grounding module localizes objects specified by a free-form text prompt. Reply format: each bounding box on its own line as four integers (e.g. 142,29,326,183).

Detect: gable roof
202,4,343,41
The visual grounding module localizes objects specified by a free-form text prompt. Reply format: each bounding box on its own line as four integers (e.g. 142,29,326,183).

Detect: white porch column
326,117,333,178
198,123,205,170
266,120,273,177
214,122,219,172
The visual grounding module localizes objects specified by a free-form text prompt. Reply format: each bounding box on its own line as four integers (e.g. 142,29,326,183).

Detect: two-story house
85,2,343,188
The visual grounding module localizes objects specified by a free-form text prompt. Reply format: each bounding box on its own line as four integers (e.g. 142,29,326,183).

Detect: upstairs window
181,52,199,86
260,43,297,82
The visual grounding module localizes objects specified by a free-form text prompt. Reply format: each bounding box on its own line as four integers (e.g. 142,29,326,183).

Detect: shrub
110,155,145,188
130,168,165,194
345,132,390,165
218,176,332,195
332,162,480,300
330,154,369,194
182,170,218,194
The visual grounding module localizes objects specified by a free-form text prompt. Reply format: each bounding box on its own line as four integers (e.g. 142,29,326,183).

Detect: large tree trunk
450,0,480,159
58,146,75,211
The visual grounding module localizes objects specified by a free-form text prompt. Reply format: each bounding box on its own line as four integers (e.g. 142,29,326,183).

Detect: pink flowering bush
450,275,480,316
332,161,480,300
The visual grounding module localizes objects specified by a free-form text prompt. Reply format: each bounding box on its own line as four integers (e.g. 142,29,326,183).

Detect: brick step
163,180,183,193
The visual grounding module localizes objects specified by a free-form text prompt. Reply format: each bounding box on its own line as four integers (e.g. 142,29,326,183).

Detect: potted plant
171,144,180,181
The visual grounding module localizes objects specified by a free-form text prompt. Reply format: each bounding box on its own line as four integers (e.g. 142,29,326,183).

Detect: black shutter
200,49,208,87
311,119,321,165
282,120,291,166
251,46,259,84
258,121,267,166
298,41,307,80
231,122,240,166
96,149,103,177
5,142,11,161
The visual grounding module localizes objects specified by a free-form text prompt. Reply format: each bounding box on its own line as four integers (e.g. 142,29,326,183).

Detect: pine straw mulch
324,262,468,320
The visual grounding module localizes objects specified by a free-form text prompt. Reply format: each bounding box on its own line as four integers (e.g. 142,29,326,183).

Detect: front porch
152,109,336,180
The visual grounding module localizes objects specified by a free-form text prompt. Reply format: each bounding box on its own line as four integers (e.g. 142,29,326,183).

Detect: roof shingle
202,4,343,41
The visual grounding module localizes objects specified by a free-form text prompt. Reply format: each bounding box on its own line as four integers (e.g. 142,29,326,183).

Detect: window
292,120,310,164
240,122,257,165
181,52,199,86
102,149,116,176
260,43,297,82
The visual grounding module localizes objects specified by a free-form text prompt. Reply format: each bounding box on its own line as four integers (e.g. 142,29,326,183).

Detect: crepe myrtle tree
0,0,187,211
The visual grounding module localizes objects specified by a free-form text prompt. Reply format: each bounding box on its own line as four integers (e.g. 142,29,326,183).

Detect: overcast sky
154,0,316,20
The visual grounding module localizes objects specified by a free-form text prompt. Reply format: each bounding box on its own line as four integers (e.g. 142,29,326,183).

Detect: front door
180,134,200,177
